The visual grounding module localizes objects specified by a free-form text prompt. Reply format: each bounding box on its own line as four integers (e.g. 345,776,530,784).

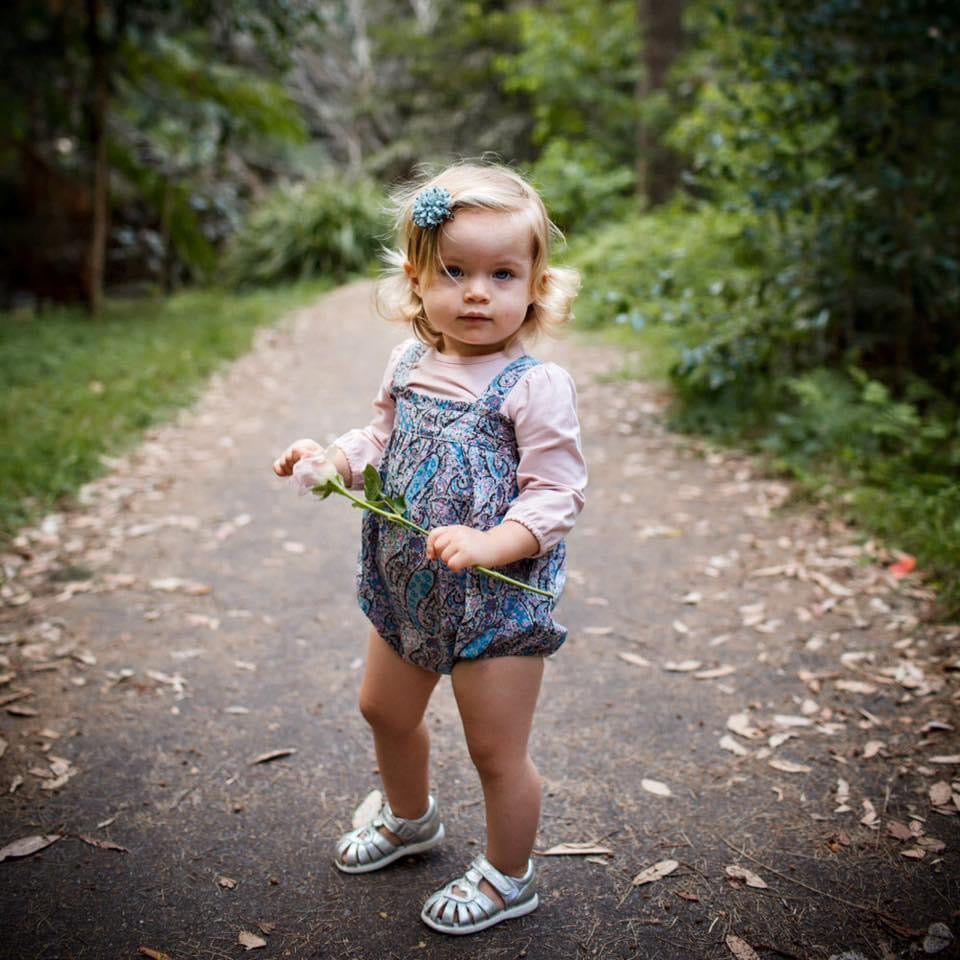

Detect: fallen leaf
663,660,702,672
238,930,266,950
694,665,736,680
6,704,38,717
0,736,5,760
583,626,614,636
0,834,61,861
725,933,761,960
923,923,955,954
671,620,690,635
352,789,383,828
768,759,810,774
773,715,812,728
889,555,916,577
76,835,127,853
886,820,913,842
248,748,296,765
218,875,238,889
929,755,960,765
675,890,700,902
618,652,651,668
930,782,953,807
861,799,879,827
540,841,613,856
632,859,678,886
917,836,946,853
641,778,672,797
900,847,925,859
835,680,878,695
138,949,173,960
727,713,762,739
725,865,768,889
863,740,885,759
719,735,749,757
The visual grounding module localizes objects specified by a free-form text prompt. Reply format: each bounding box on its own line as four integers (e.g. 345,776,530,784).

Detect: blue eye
445,266,463,278
494,269,513,280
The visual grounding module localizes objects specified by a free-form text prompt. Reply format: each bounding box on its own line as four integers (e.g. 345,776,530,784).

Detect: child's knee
358,690,417,738
467,738,535,782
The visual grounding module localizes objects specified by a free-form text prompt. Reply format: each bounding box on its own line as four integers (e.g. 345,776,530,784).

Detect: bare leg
451,655,544,907
343,629,440,858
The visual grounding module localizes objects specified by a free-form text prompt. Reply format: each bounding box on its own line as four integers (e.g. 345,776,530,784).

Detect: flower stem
318,480,555,599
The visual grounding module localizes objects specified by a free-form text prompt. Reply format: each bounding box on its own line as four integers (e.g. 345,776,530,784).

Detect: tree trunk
638,0,685,206
84,0,109,316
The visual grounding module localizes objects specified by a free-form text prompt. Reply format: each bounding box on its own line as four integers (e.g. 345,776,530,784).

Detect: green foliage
526,140,636,234
496,0,640,231
222,176,388,287
0,282,329,539
573,201,960,615
670,0,960,399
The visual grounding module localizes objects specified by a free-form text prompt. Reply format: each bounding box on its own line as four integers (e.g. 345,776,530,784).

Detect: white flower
292,451,339,494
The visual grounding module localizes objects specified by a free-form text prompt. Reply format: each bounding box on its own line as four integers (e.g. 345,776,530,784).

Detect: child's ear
404,261,421,295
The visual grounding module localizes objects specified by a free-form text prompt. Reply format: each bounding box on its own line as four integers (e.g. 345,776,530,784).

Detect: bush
223,175,387,287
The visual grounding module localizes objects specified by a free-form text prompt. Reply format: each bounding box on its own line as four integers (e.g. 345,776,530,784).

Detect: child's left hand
426,521,538,572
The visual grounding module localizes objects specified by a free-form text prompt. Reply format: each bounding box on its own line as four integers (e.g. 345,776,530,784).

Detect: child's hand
272,438,322,477
426,521,538,572
426,526,498,572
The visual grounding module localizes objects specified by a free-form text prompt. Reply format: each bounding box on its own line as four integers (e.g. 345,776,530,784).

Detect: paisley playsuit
357,342,567,674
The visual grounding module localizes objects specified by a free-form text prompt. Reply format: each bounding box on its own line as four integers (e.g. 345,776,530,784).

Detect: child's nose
464,277,490,301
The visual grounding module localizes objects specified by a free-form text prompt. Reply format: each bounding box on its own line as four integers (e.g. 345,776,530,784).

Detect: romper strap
477,355,541,414
391,341,428,393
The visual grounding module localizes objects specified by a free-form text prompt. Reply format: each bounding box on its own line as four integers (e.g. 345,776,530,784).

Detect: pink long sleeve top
334,339,586,556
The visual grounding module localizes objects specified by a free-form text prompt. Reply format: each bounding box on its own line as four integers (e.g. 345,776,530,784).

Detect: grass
0,281,330,539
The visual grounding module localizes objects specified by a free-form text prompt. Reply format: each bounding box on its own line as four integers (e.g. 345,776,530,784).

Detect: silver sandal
334,795,444,874
421,855,538,935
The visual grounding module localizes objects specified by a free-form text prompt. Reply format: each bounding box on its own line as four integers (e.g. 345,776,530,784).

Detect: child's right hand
272,438,322,477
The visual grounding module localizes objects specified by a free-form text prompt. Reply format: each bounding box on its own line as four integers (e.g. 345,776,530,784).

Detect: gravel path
1,281,957,960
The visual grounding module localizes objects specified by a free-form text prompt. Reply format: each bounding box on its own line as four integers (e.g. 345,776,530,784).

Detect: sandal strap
380,796,434,841
471,855,520,900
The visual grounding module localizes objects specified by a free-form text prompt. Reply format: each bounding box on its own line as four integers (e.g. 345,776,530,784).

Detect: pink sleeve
501,363,587,556
332,341,408,489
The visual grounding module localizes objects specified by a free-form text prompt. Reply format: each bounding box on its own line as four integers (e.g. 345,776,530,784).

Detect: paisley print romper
357,342,567,674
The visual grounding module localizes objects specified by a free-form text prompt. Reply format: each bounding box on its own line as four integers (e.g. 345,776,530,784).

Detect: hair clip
411,186,454,229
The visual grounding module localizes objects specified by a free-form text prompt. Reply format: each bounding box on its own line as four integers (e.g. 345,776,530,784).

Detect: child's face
406,209,538,357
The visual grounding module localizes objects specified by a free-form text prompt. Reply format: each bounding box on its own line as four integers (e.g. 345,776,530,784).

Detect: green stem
319,480,555,599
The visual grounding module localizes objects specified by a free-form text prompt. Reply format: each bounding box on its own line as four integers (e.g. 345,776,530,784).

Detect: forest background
1,0,958,614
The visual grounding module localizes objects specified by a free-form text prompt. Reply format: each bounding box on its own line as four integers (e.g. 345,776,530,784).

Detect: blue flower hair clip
411,185,454,229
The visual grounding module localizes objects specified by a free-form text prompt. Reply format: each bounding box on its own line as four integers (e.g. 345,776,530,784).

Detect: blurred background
1,0,958,612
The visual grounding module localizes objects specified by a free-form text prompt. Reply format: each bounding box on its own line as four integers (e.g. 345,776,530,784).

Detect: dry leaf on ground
727,713,762,739
694,665,735,680
930,782,952,806
238,930,266,950
76,835,127,853
725,865,768,889
248,748,296,765
0,834,61,861
663,660,702,672
138,949,173,960
886,821,913,842
618,652,650,668
540,841,613,856
719,735,749,757
641,778,672,797
217,875,238,889
352,789,382,828
632,859,678,886
726,934,761,960
768,758,811,774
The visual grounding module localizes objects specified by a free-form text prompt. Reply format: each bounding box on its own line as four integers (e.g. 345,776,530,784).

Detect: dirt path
1,282,957,960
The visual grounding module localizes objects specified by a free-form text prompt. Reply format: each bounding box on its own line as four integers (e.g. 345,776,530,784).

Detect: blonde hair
376,161,580,349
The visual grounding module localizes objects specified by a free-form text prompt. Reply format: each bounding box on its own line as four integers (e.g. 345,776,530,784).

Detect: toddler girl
273,162,586,935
